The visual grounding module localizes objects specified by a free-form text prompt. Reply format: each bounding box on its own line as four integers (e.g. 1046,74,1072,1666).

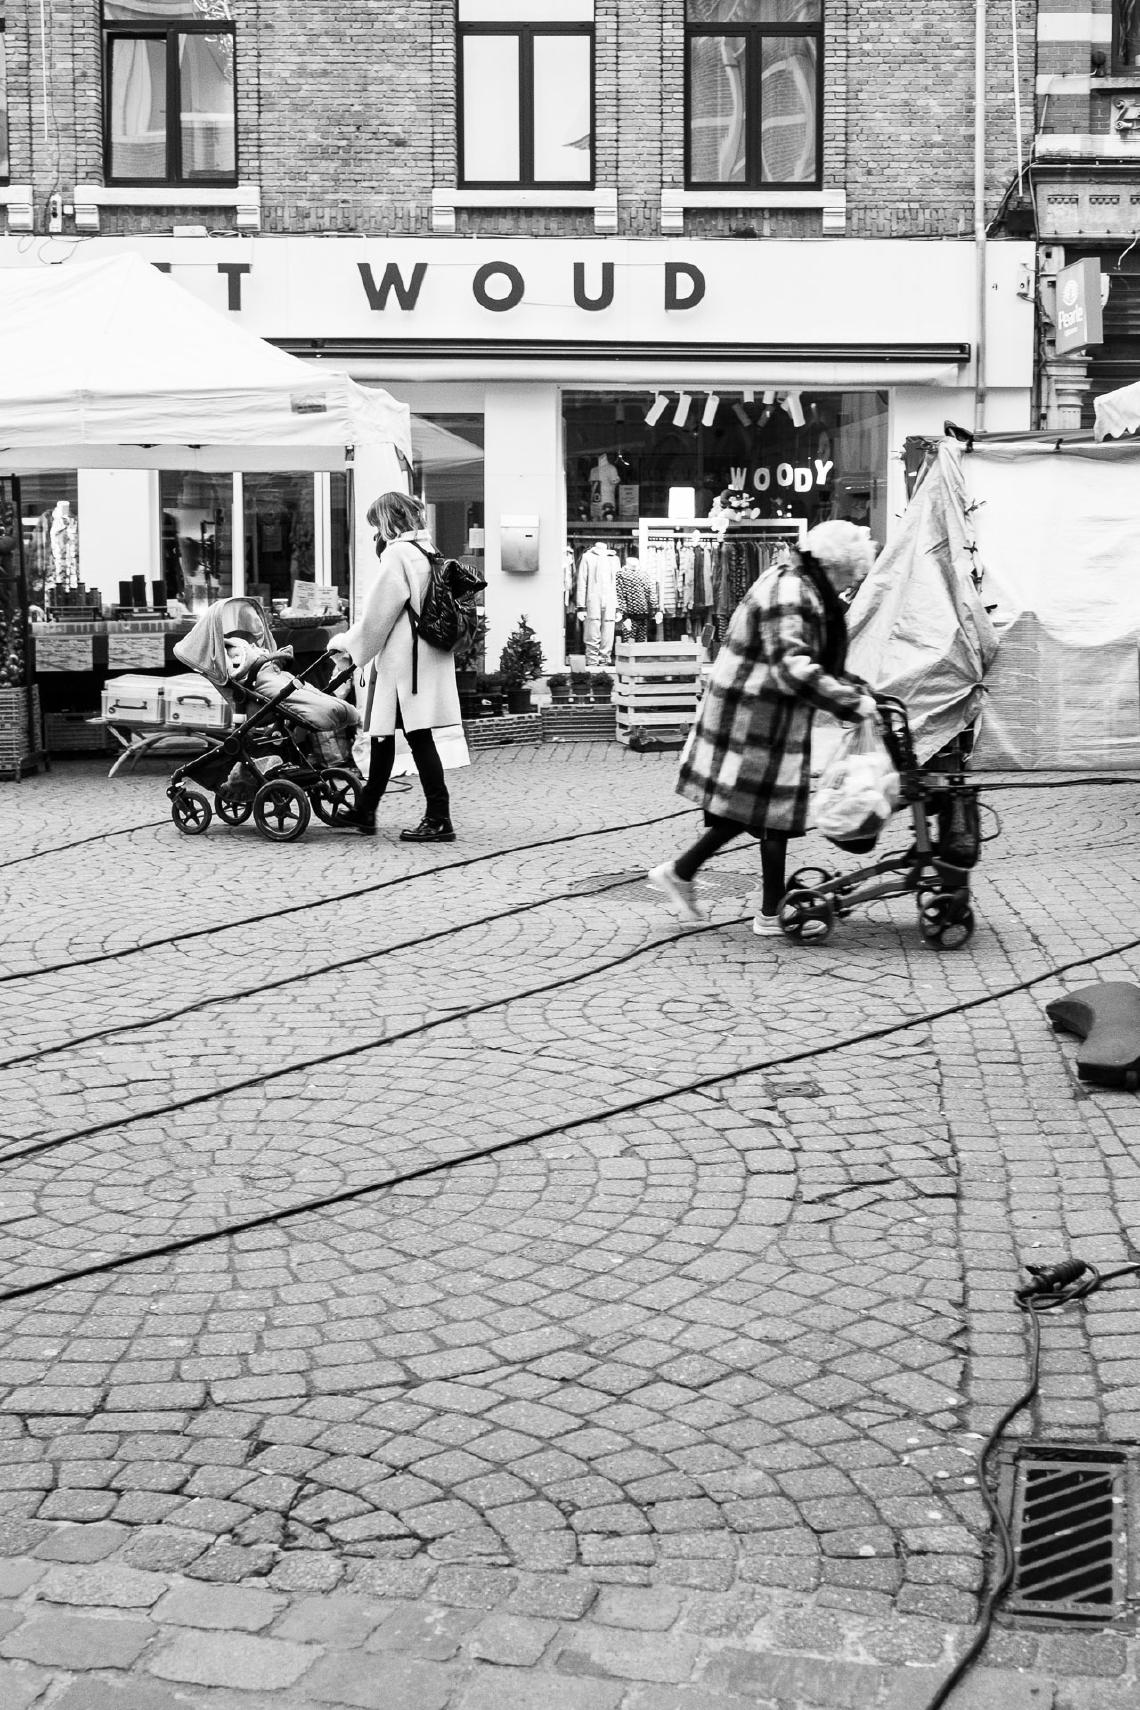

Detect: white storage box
101,673,166,727
163,674,232,732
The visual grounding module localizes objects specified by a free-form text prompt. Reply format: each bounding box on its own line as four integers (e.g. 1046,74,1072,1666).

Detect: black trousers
358,723,450,822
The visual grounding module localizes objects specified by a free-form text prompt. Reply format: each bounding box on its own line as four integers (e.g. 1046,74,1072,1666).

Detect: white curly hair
800,519,877,584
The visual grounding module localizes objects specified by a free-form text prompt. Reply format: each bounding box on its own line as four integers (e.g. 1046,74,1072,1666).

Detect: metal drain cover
1007,1447,1129,1621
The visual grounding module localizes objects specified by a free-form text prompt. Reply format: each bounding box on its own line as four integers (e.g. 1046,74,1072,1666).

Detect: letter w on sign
729,467,747,488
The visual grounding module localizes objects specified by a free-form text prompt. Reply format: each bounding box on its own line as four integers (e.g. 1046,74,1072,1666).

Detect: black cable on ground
923,1256,1140,1710
0,806,697,986
5,923,1140,1305
0,820,170,871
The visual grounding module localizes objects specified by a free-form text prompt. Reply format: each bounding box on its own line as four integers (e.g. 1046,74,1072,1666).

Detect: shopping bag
812,714,900,852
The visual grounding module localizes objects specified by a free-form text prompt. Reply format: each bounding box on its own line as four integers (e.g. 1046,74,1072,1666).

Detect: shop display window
411,412,486,667
103,1,236,184
161,470,232,612
563,389,887,542
686,0,821,188
20,476,81,615
458,6,593,188
242,472,322,609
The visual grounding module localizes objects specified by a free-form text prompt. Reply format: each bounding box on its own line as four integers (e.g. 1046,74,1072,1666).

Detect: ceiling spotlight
732,402,752,427
762,390,776,406
674,392,693,427
702,394,720,427
645,393,668,426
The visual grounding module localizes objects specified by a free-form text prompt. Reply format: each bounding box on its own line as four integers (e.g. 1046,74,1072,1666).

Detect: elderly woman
648,519,877,935
327,491,460,841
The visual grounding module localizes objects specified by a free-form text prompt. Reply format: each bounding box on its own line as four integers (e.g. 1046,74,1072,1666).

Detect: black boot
400,816,456,843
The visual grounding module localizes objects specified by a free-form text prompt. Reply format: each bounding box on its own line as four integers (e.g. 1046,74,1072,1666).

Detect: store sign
729,460,834,494
1055,258,1104,356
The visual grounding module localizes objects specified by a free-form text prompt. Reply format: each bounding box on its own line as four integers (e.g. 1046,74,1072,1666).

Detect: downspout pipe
975,0,988,432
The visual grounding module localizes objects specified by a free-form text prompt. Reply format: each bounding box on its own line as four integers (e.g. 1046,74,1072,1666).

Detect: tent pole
974,0,988,434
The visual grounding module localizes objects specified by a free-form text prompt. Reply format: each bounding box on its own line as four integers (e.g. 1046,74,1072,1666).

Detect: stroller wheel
310,767,361,827
171,787,212,836
253,778,312,842
778,887,835,945
215,793,253,826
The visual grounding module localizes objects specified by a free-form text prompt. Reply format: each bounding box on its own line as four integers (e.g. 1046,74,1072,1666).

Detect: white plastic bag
812,715,900,848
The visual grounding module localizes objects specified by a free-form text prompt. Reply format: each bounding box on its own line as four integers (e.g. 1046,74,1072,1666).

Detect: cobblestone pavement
0,747,1138,1708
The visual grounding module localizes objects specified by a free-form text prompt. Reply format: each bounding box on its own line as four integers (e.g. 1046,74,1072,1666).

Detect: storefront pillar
1043,354,1092,432
483,383,564,671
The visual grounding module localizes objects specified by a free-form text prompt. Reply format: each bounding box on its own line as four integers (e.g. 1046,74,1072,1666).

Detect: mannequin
589,453,620,522
50,500,78,591
576,540,620,665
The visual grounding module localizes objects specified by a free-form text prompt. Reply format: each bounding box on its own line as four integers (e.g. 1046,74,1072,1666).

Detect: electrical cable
0,805,698,985
6,916,1140,1304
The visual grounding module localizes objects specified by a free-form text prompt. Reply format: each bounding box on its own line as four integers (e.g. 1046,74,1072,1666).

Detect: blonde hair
366,490,426,541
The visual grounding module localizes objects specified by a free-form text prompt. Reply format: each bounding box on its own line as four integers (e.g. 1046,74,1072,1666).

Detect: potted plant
591,670,614,703
546,672,571,705
474,671,504,717
454,611,487,695
498,614,546,714
568,668,592,703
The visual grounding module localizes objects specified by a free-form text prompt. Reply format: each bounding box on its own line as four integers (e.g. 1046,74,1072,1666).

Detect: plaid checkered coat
677,564,865,834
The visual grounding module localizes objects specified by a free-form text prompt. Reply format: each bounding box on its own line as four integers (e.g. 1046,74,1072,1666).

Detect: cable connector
1016,1257,1093,1307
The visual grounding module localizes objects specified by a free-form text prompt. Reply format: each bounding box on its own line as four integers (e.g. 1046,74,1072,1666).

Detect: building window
1113,0,1140,71
686,1,822,189
458,2,593,187
0,21,9,183
103,1,236,185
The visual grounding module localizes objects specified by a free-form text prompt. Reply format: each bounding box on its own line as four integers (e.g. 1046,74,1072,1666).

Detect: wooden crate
0,685,47,779
463,712,543,752
540,704,616,742
613,641,701,747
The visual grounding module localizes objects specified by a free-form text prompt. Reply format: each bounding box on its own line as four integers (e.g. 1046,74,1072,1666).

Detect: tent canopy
0,253,411,471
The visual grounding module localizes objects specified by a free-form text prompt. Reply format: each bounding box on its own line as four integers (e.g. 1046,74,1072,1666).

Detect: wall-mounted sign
1055,257,1104,356
35,635,94,671
727,459,834,495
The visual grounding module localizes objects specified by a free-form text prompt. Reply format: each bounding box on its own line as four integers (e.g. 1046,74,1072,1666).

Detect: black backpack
404,545,486,692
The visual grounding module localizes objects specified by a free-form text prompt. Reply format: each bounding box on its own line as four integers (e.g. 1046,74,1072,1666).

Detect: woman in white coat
327,491,460,840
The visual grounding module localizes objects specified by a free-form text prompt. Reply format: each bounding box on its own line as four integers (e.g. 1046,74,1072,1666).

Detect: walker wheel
787,865,835,893
253,778,312,842
920,890,975,950
171,787,211,836
310,767,361,827
1125,1069,1140,1093
779,887,835,945
214,792,253,826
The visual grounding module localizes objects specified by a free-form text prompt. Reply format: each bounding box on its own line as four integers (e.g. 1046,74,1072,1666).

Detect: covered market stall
846,403,1140,772
0,252,411,777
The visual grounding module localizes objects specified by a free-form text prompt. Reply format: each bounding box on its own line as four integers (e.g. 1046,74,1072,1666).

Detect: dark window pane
109,36,168,179
179,29,235,176
761,34,816,182
689,35,747,182
687,1,820,21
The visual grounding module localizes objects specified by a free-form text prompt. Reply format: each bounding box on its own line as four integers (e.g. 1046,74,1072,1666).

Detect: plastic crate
463,713,543,751
0,685,45,778
44,711,114,753
540,705,617,742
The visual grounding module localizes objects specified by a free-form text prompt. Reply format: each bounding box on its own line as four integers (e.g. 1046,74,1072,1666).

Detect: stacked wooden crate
613,642,702,749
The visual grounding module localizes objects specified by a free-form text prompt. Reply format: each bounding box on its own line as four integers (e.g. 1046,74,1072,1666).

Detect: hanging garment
576,545,619,620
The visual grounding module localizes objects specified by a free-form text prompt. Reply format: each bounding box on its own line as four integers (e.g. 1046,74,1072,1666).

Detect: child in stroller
167,596,362,841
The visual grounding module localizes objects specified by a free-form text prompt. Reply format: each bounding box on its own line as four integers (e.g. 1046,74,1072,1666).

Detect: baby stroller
166,597,360,842
778,696,985,950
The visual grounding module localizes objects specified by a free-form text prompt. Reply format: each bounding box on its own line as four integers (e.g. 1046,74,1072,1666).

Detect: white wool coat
337,534,461,737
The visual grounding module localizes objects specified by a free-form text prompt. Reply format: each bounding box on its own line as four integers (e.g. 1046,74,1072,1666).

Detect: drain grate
1007,1447,1128,1621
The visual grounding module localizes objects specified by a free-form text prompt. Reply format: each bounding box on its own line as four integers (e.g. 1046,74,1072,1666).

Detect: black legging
358,727,449,822
674,813,789,916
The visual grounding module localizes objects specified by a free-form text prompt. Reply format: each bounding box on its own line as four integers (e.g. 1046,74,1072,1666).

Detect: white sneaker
752,912,784,937
647,862,709,925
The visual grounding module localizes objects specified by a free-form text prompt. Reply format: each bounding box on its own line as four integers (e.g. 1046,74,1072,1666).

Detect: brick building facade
0,3,1039,672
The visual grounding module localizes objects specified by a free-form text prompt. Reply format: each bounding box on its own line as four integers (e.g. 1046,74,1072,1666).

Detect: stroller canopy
173,597,276,693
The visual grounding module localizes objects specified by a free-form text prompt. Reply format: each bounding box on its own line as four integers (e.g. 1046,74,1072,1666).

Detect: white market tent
0,251,411,475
